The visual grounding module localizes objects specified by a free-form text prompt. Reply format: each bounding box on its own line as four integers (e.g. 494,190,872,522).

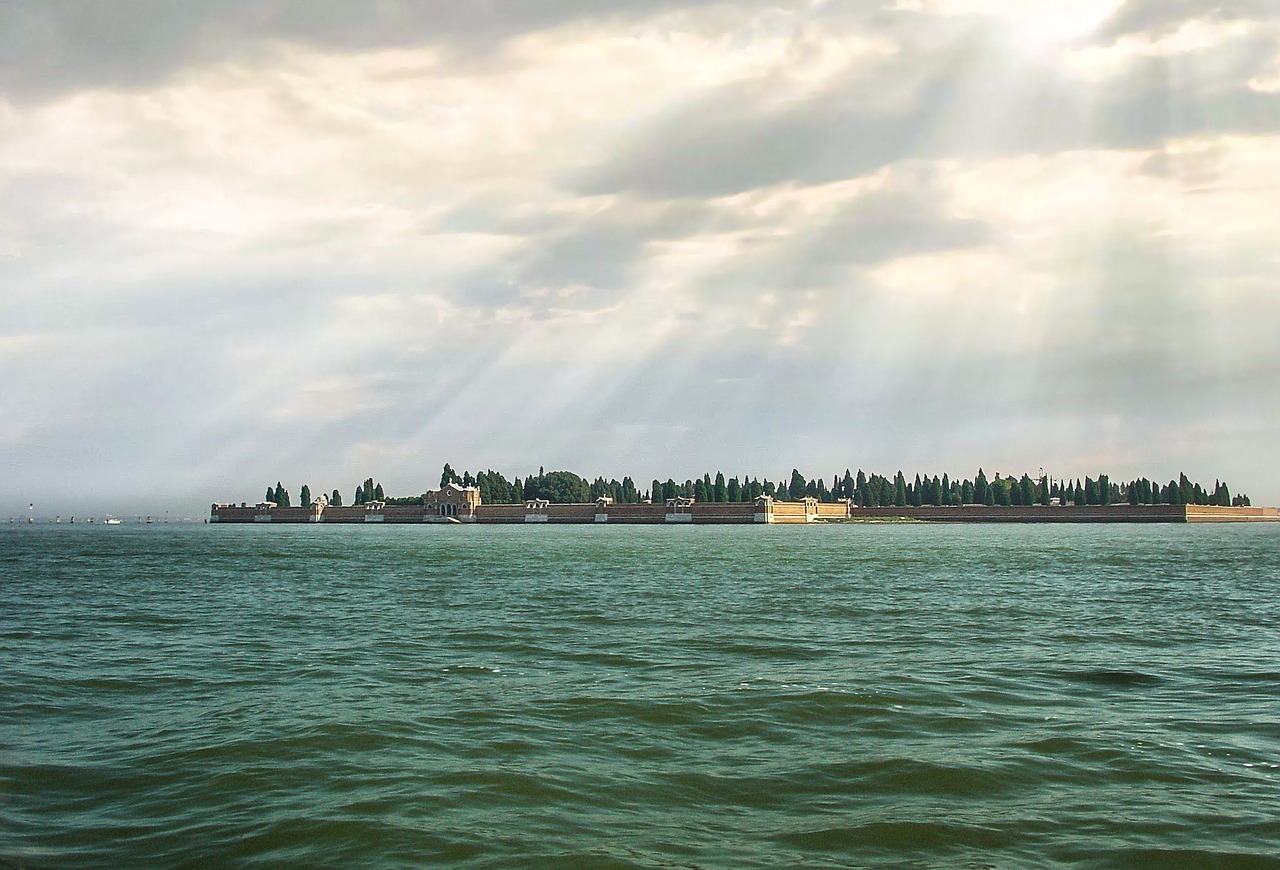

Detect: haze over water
3,523,1279,867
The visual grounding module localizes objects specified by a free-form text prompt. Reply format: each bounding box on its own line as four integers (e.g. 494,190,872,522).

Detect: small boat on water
103,516,122,526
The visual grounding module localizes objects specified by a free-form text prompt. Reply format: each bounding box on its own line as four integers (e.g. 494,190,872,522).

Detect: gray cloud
575,22,1280,199
1100,0,1278,39
446,198,740,311
573,32,1094,198
0,0,791,101
792,181,989,270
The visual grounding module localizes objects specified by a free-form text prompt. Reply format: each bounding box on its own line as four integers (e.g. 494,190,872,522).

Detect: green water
2,524,1278,868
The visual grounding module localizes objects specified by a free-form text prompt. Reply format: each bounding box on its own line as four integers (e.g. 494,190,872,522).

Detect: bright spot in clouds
1005,0,1126,47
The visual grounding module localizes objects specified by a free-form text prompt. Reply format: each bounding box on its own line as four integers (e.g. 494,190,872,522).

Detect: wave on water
1054,668,1166,687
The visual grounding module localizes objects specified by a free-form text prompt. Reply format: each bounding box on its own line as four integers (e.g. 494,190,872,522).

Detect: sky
2,0,1279,517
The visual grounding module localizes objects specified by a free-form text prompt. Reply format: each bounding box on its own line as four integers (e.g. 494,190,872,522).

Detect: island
212,466,1278,524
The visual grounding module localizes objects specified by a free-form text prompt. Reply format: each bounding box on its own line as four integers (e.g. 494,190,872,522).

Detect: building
424,482,481,521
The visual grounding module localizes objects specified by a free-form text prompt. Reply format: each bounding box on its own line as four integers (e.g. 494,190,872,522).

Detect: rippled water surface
2,523,1279,867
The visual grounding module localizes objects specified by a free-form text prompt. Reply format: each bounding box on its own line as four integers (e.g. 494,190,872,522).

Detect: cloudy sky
2,0,1278,516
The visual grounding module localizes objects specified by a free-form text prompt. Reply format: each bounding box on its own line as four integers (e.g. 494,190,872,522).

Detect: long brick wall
598,504,668,523
212,501,1277,524
689,503,757,524
1185,505,1280,522
474,504,526,523
843,505,1279,523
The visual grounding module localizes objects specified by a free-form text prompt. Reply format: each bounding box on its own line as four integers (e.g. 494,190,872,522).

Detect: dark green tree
330,489,342,507
300,485,312,506
694,479,709,503
790,469,807,500
522,470,591,503
993,475,1010,506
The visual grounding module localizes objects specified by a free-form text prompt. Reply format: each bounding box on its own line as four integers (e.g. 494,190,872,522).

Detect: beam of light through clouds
1,0,1278,515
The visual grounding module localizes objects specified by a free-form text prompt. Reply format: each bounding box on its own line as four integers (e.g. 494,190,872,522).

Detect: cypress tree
790,469,807,500
330,489,342,507
1020,474,1035,507
300,485,312,506
994,475,1009,506
714,472,728,503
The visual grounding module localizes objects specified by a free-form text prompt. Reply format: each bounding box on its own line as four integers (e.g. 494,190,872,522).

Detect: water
2,523,1279,868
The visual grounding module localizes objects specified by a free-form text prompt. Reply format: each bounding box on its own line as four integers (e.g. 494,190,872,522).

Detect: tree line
260,466,1251,509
